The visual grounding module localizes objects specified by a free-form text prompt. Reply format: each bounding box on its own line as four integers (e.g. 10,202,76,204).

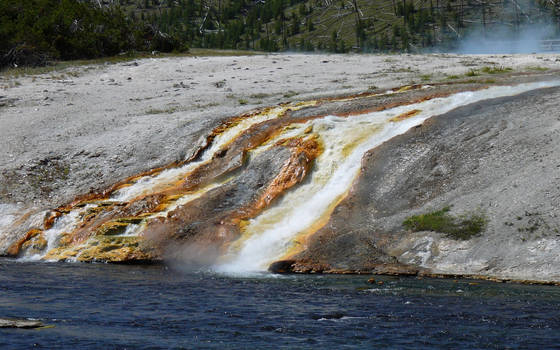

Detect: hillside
109,0,560,52
2,0,558,69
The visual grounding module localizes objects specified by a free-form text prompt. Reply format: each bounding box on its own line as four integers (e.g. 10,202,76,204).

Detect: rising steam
456,24,559,54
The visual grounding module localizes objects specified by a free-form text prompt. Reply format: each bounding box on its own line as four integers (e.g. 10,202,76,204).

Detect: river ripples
1,259,560,349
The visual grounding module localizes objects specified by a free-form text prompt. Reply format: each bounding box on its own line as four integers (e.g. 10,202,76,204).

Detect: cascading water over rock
6,80,560,273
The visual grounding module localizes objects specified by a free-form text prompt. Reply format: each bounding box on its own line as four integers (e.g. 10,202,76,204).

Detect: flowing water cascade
9,100,319,262
7,81,560,272
215,80,560,273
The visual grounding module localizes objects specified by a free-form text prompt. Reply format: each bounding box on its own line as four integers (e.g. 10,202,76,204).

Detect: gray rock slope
300,85,560,281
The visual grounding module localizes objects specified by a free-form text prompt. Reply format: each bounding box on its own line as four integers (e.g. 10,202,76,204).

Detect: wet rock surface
294,84,560,282
1,54,560,281
2,105,320,264
0,318,44,329
144,145,293,264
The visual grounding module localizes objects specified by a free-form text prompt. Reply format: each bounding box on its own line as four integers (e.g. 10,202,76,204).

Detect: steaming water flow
216,81,560,273
21,102,316,260
111,103,316,202
17,81,560,266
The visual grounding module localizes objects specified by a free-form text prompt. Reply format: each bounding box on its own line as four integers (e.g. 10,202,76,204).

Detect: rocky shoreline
269,260,560,286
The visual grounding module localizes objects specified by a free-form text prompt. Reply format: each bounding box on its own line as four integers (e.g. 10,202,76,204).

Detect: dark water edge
1,259,560,349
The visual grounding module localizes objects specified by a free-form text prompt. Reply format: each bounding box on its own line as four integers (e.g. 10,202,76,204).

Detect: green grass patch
391,67,416,73
526,66,549,72
464,66,510,78
188,48,264,56
419,74,432,81
1,49,263,78
145,106,179,115
462,78,496,84
1,52,157,77
249,93,271,99
480,66,513,74
465,69,480,77
283,90,298,98
403,206,487,240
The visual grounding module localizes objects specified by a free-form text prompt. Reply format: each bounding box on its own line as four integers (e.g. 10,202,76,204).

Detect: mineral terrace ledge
268,260,560,286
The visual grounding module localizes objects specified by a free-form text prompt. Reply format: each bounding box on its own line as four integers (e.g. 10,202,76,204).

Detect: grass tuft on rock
403,206,487,240
481,66,512,74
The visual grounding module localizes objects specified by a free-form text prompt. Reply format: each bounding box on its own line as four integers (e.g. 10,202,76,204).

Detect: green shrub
403,206,487,240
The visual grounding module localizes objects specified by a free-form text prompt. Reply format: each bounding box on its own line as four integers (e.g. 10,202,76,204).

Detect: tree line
2,0,559,68
0,0,187,69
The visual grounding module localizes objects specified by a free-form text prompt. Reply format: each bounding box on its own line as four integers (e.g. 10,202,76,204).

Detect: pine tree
330,30,338,52
291,14,300,35
306,18,314,32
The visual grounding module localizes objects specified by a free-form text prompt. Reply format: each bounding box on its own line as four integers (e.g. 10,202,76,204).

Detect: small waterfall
13,81,560,267
110,103,316,202
215,81,560,273
18,101,317,261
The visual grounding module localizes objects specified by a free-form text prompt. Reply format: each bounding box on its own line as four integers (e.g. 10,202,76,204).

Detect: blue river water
1,258,560,349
